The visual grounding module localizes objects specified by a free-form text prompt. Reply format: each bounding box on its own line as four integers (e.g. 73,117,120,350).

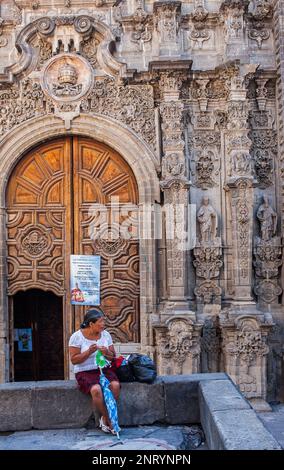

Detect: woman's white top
69,329,113,373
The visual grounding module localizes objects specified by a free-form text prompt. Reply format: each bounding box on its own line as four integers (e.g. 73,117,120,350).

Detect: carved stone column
219,308,274,410
159,72,190,306
225,69,257,303
154,317,203,375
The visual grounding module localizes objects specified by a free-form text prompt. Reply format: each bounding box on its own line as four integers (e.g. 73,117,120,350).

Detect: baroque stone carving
162,153,185,178
80,35,99,68
130,2,152,50
256,196,277,241
250,130,276,187
193,245,223,279
201,318,221,373
220,311,273,401
154,2,181,44
227,101,249,129
197,197,218,244
248,23,270,49
41,53,93,102
194,198,222,306
254,197,282,304
154,318,202,375
83,78,156,152
195,281,222,305
0,80,48,136
194,149,217,188
251,0,273,20
220,0,248,42
189,131,221,188
254,243,282,279
227,177,254,301
190,27,210,50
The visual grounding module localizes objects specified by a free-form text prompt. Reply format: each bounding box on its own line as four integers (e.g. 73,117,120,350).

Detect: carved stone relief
193,198,223,307
41,53,93,102
254,197,282,304
154,317,203,375
250,130,277,188
220,312,273,403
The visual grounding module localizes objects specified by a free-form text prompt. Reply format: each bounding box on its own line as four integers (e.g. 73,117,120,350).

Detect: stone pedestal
219,306,274,406
153,314,203,375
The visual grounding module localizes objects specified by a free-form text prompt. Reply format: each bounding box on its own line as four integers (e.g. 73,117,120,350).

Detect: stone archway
0,113,160,382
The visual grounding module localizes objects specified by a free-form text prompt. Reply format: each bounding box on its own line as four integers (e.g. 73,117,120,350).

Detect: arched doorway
6,136,139,380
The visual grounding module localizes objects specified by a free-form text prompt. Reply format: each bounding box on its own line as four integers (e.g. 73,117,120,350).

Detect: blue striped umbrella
99,368,121,439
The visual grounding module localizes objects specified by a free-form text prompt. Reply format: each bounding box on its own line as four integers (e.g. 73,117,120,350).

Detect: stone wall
0,0,284,404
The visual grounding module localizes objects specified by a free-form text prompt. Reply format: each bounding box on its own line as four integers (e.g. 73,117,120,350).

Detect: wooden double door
6,137,140,380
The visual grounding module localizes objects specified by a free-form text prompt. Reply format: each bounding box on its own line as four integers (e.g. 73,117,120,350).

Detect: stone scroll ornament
254,196,282,304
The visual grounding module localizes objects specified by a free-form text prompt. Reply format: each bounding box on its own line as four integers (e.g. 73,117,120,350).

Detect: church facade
0,0,284,408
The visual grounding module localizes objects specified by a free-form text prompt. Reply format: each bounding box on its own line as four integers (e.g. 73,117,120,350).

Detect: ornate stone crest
41,53,93,103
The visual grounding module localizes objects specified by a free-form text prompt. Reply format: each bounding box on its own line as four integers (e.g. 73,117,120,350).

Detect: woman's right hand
88,344,97,356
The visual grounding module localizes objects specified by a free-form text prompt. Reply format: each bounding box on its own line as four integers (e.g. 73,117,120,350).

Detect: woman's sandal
99,416,110,434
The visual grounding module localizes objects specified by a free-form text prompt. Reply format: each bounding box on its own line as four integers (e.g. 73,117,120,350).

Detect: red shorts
75,366,119,395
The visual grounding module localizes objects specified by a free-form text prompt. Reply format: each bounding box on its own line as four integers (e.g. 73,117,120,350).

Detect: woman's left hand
98,346,109,356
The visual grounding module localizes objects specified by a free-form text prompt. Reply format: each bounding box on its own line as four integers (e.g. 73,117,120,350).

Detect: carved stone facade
0,0,284,407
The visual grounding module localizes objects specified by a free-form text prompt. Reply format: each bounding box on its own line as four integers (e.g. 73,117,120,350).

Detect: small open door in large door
13,289,64,381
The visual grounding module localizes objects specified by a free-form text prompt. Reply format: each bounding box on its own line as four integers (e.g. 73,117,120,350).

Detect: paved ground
0,425,206,451
257,404,284,449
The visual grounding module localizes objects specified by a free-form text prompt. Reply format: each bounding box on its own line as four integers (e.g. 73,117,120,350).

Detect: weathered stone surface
32,381,92,429
0,383,32,431
117,380,165,426
162,373,228,424
0,425,205,451
209,410,281,450
199,379,281,450
199,379,251,412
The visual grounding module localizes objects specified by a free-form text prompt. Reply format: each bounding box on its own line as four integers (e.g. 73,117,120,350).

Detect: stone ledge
199,380,281,450
0,374,226,431
0,373,280,450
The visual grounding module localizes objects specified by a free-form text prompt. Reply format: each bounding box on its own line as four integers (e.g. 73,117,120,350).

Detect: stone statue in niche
257,196,277,241
197,197,217,244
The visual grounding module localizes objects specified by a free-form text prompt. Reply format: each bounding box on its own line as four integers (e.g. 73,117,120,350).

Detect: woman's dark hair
80,308,104,329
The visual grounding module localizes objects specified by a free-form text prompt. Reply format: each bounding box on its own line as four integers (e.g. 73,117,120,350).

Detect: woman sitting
69,308,120,434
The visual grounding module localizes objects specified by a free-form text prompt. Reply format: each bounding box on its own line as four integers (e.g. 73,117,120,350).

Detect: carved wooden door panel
73,137,140,342
6,138,72,296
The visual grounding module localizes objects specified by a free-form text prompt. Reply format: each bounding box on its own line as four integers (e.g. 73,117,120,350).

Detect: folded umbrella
95,350,121,439
99,368,121,439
